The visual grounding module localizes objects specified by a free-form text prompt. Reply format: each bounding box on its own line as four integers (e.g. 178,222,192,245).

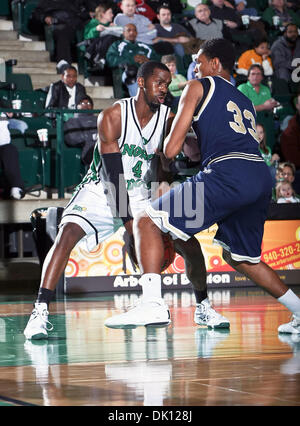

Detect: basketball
161,233,175,272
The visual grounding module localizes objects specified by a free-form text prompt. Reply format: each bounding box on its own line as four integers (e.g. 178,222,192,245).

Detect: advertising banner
65,220,300,293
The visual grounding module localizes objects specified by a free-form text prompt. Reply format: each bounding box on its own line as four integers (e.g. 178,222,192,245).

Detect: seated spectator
153,4,194,58
281,161,298,185
232,0,258,17
236,38,273,77
45,66,87,110
106,23,160,96
114,0,156,45
82,3,123,70
276,180,300,202
257,122,280,182
29,0,90,71
64,95,97,166
146,0,183,16
209,0,264,51
237,64,279,112
188,3,224,41
280,93,300,169
0,112,25,199
84,3,120,39
161,54,188,111
262,0,300,28
271,23,300,82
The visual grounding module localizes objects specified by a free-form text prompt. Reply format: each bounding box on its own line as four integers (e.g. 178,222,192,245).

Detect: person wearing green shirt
237,64,279,112
84,4,115,40
161,54,188,112
106,23,161,96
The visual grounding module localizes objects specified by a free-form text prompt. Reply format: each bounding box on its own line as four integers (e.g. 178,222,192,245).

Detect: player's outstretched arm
164,80,203,159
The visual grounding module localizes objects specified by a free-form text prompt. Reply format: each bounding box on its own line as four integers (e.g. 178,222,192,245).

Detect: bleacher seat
6,73,33,91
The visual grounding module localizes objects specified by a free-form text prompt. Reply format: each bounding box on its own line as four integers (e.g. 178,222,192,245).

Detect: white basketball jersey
117,97,170,211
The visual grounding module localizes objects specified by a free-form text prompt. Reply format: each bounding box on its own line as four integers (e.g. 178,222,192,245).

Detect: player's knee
55,223,84,251
135,212,156,235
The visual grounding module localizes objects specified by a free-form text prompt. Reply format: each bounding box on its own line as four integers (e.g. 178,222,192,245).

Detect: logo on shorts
72,205,87,212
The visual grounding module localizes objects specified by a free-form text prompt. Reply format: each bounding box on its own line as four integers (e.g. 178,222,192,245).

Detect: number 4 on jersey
132,160,143,178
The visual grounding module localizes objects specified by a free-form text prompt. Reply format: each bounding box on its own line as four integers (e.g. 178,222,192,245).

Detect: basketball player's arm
164,80,203,159
98,105,133,234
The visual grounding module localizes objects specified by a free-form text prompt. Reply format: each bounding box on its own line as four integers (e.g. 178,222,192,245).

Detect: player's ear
212,57,222,73
137,77,145,88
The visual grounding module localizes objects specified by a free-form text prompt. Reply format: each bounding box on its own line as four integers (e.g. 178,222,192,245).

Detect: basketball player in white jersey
24,61,229,339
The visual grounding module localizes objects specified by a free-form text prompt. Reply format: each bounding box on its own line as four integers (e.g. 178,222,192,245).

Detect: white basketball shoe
24,303,53,340
278,315,300,334
104,297,171,329
194,298,230,329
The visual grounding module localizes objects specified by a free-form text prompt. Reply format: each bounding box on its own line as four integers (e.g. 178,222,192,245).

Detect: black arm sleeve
100,152,133,225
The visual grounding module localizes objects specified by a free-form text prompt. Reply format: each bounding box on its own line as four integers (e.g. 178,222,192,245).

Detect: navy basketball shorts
146,158,273,263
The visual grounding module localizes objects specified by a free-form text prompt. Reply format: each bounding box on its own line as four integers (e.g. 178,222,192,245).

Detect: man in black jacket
30,0,90,67
45,66,87,112
64,95,97,166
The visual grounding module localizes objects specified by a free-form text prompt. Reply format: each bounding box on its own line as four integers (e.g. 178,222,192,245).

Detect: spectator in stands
188,3,224,41
209,0,264,51
84,3,118,39
30,0,90,71
82,3,123,70
257,122,280,182
106,23,160,95
0,113,25,200
209,0,242,37
237,64,279,112
236,37,273,77
281,161,298,185
280,93,300,169
64,95,97,167
161,54,188,111
276,180,300,202
262,0,300,28
271,23,300,82
45,66,87,110
231,0,258,17
113,0,156,45
153,4,194,58
146,0,183,16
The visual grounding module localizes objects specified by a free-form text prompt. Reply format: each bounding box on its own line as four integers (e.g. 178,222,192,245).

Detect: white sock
140,273,162,300
277,289,300,318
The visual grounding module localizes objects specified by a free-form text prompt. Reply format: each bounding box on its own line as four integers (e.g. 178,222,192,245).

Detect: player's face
142,68,172,111
196,51,214,77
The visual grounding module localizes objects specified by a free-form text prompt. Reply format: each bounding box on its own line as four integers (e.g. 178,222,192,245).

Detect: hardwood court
0,286,299,407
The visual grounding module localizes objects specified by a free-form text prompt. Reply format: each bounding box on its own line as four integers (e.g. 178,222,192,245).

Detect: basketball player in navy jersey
107,39,300,334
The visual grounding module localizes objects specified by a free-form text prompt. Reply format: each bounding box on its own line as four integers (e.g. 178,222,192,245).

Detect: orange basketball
161,234,175,272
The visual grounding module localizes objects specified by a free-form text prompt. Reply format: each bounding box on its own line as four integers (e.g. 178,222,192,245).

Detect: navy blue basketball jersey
192,76,261,167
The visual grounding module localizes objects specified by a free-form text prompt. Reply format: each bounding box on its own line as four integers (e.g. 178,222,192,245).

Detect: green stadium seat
6,73,33,91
